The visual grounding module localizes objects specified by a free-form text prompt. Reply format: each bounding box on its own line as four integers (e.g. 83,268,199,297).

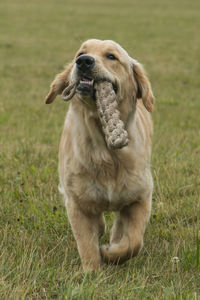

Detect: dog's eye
106,53,117,60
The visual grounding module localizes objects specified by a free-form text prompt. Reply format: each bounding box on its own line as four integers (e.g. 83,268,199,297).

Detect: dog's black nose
76,55,95,71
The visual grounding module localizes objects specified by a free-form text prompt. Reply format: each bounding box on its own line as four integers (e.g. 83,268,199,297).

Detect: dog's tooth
80,78,94,86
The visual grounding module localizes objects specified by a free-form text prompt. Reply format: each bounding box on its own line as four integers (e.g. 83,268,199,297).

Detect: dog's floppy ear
131,59,155,112
45,63,73,104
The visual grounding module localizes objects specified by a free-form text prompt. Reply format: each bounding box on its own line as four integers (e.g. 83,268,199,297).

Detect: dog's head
45,39,154,112
45,39,154,149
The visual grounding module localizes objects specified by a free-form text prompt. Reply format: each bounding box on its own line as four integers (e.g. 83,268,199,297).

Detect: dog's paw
82,261,102,273
100,243,124,264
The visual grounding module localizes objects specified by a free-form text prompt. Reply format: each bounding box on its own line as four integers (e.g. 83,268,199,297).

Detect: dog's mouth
61,75,118,102
76,77,95,97
76,76,118,100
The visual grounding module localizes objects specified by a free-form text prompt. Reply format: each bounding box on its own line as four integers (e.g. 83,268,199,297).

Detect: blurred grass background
0,0,200,299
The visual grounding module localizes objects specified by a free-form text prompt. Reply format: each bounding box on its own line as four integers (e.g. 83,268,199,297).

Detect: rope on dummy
95,81,129,150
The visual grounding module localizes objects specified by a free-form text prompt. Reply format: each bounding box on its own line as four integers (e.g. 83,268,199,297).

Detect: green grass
0,0,200,299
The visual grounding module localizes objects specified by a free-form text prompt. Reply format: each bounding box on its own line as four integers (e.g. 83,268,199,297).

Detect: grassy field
0,0,200,299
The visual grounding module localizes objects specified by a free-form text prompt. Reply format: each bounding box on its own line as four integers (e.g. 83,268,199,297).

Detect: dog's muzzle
74,55,118,100
75,55,96,98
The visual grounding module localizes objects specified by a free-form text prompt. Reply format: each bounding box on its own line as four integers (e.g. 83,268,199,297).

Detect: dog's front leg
66,199,102,271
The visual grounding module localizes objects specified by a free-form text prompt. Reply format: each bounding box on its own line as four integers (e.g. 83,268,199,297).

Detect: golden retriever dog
45,39,155,271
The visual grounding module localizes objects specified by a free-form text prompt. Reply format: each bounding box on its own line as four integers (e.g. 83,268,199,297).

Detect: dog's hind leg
101,195,151,264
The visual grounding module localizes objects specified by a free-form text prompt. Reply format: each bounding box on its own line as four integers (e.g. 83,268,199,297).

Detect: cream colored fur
45,39,155,271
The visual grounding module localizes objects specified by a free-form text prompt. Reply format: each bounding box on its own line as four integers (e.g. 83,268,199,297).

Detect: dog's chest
76,149,145,210
63,137,149,212
86,170,142,211
99,182,132,205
